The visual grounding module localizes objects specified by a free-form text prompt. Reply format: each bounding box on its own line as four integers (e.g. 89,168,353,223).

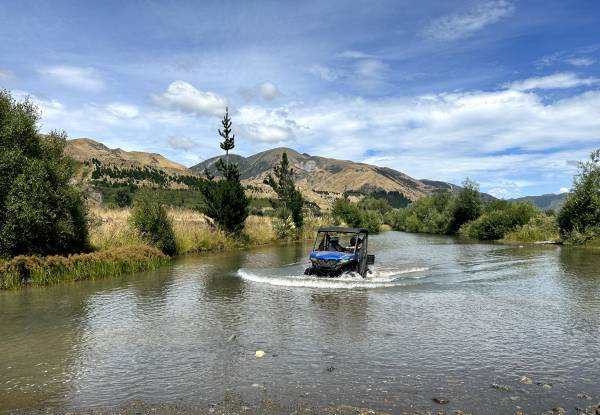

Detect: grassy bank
0,208,325,290
0,245,168,290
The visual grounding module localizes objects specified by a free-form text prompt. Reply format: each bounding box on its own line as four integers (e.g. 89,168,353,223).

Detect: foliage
130,189,177,255
115,188,133,207
358,196,392,215
558,149,600,243
201,159,249,233
331,197,382,233
449,178,482,233
199,109,249,234
265,152,304,228
218,107,235,167
272,212,297,239
459,201,538,240
0,90,88,258
0,245,167,290
386,192,454,234
502,214,560,243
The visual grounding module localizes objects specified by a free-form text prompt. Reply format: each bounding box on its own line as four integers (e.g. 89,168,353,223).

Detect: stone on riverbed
519,376,533,384
491,383,512,392
432,397,450,404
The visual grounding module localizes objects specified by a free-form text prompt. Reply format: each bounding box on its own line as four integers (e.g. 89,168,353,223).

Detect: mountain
192,147,454,201
511,193,568,211
65,138,189,174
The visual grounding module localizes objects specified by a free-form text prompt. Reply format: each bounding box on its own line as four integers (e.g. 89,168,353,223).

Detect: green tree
130,189,176,255
200,110,249,233
218,107,235,168
265,152,304,228
558,149,600,242
449,178,482,233
0,90,88,258
115,188,133,207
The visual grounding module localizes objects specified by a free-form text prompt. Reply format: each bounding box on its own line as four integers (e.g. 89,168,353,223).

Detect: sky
1,0,599,198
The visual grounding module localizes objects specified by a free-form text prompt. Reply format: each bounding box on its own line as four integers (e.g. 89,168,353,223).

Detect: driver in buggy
327,236,343,252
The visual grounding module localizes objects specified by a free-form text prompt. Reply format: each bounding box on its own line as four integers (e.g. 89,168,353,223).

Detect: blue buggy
304,227,374,278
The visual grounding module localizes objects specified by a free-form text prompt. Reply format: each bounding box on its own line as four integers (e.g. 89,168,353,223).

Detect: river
1,232,599,414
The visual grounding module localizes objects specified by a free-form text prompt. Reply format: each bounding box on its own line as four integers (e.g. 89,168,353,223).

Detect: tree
0,90,89,258
115,188,133,207
558,149,600,242
200,109,249,233
218,107,235,168
130,189,176,255
265,152,304,228
449,178,482,233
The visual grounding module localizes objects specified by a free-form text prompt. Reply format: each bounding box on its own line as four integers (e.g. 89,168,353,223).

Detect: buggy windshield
313,231,364,254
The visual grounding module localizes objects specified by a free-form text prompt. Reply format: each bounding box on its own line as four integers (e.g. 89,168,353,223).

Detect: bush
460,201,538,240
130,189,176,255
115,188,133,207
502,214,560,243
558,149,600,244
449,178,482,233
0,90,88,258
387,192,454,234
331,198,382,233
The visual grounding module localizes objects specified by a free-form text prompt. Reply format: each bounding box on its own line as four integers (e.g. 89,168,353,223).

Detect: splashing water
237,266,429,289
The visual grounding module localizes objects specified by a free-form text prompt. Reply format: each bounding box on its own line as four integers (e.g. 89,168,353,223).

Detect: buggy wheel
304,267,315,275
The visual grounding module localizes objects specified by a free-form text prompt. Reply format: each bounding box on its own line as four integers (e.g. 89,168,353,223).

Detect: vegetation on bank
0,245,168,290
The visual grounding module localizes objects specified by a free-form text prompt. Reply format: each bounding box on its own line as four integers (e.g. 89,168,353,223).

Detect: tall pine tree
266,152,304,228
200,108,249,233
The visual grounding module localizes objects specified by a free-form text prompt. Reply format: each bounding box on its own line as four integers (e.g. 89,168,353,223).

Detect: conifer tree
218,107,235,168
266,152,304,228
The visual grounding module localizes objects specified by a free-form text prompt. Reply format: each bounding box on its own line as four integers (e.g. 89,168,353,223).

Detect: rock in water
432,397,450,404
255,350,266,358
491,383,512,392
519,376,533,384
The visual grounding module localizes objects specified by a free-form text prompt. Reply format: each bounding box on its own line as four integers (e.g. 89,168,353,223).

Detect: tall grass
0,245,168,289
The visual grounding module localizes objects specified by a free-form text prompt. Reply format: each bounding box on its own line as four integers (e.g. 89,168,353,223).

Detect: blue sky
1,0,599,198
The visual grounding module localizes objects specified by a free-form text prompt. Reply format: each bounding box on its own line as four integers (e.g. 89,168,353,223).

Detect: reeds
0,245,168,289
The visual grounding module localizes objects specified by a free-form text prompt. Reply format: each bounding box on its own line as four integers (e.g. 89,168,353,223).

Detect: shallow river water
1,232,600,413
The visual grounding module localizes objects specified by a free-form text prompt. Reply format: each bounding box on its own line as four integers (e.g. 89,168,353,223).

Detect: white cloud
335,50,374,59
505,72,599,91
153,80,228,117
423,1,515,41
39,66,105,92
240,123,293,143
168,136,197,151
258,82,280,100
559,187,570,194
308,64,340,81
0,68,15,80
106,103,139,118
566,57,595,67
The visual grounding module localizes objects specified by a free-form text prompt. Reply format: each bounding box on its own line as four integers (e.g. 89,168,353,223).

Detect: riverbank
0,208,325,290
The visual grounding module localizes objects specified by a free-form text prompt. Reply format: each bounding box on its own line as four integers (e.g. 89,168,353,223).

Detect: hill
510,193,567,211
192,147,454,202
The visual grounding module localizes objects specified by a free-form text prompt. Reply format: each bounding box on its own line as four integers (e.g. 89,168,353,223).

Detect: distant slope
65,138,190,173
192,147,456,201
511,193,568,211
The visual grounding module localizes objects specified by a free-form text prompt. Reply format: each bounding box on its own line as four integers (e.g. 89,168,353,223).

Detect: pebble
577,392,592,400
326,366,335,372
432,397,450,404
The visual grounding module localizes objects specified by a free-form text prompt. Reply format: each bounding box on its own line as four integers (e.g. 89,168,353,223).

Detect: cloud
240,123,293,143
423,1,515,41
354,59,388,79
106,103,139,118
38,66,105,92
308,64,340,81
258,82,280,100
0,68,15,80
505,72,599,91
559,187,570,194
153,80,228,117
566,57,595,67
168,136,197,151
335,50,374,59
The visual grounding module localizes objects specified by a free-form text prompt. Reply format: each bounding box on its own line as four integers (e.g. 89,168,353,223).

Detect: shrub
115,188,133,207
460,201,538,240
361,210,383,233
0,90,88,258
387,192,454,235
558,149,600,243
502,214,560,243
449,178,482,233
265,152,304,228
130,189,177,255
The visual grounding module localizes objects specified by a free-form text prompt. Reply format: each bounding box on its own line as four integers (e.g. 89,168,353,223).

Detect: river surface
1,232,600,414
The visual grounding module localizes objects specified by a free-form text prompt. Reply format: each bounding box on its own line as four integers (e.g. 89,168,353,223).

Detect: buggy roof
317,226,368,234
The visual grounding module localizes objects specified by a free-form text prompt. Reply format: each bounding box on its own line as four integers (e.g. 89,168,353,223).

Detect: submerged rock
491,383,512,392
519,376,533,385
432,397,450,404
577,392,592,400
